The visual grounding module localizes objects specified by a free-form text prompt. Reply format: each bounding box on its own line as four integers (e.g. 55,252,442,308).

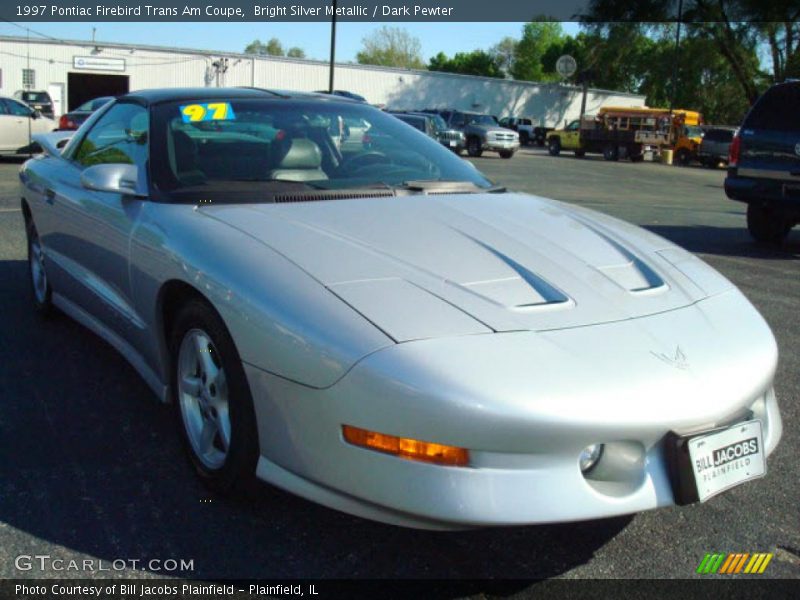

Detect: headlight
579,444,604,472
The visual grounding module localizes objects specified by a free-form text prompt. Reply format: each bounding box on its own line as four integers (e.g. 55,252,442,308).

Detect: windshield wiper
395,180,506,194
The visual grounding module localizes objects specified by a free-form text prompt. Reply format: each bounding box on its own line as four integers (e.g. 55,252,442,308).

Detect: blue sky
0,21,581,62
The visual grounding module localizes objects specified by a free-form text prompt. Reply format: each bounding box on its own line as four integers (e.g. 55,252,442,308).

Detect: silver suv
438,110,519,159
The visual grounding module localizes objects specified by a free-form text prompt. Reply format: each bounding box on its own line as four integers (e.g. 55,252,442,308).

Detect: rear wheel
519,131,530,146
574,149,585,158
548,138,561,156
499,150,515,159
467,137,483,157
26,221,54,316
746,203,791,245
603,144,619,161
171,300,259,493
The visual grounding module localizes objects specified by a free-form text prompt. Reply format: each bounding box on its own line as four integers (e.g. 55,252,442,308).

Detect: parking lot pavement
0,153,798,584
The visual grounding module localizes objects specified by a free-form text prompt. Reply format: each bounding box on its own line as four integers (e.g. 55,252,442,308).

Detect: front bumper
245,289,781,529
483,139,520,153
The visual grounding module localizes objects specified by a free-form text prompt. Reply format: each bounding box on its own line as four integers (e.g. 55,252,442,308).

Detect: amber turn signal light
342,425,470,467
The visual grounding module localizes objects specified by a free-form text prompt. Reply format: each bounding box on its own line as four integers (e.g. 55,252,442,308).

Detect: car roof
120,87,358,105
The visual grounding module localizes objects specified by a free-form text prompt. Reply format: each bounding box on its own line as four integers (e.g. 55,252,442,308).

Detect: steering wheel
340,151,391,173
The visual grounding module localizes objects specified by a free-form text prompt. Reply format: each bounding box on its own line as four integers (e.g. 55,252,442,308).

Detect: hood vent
273,190,395,203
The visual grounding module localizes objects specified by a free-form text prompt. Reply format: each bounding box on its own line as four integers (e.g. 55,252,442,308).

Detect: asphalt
0,149,797,588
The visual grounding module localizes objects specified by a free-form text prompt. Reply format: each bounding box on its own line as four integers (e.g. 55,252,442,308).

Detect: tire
675,148,692,166
170,299,259,494
746,203,791,245
467,137,483,157
630,153,644,163
519,131,530,146
548,138,561,156
499,150,515,159
603,144,619,161
26,220,54,316
574,149,585,158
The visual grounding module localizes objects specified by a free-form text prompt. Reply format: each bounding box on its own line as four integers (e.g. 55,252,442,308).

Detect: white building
0,35,645,125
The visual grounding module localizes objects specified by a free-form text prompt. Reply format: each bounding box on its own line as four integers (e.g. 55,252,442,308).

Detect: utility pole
328,0,337,93
669,0,684,114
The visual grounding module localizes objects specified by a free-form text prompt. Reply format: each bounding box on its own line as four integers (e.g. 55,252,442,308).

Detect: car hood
203,193,734,342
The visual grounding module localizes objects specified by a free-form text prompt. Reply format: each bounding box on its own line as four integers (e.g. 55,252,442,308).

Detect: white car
20,88,782,530
0,94,56,155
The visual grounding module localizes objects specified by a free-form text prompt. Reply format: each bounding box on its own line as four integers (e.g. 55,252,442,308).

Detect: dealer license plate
687,420,765,502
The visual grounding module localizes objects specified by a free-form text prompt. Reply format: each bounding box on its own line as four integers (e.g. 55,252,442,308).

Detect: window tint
745,84,800,131
73,103,148,168
5,99,32,117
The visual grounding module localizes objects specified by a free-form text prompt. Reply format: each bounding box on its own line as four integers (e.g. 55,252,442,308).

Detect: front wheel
574,149,585,158
548,138,561,156
467,137,483,157
499,150,515,159
26,221,54,316
746,203,791,245
675,148,692,166
171,300,259,493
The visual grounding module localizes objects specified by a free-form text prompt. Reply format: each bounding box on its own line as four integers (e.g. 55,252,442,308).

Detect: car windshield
685,125,704,137
428,115,447,131
150,98,494,203
467,114,498,126
394,114,426,132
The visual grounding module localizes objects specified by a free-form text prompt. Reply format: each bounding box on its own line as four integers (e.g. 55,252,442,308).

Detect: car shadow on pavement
0,257,631,587
645,225,800,260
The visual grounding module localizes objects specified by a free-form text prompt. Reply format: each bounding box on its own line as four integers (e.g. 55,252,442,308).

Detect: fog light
579,444,604,472
342,425,469,467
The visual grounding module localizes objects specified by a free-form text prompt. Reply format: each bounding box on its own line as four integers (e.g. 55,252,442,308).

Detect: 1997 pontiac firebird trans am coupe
20,88,782,529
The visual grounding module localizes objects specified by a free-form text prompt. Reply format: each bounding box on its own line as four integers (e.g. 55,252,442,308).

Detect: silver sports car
20,88,782,529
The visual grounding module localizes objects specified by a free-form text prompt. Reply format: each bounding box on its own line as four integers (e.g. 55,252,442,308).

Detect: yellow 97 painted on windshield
179,102,236,123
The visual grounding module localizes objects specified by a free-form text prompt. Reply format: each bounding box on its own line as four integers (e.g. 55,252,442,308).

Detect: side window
73,103,149,169
0,100,9,115
745,84,800,132
451,112,466,127
6,99,32,117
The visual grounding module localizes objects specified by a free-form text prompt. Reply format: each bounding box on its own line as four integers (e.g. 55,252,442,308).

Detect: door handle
45,188,56,204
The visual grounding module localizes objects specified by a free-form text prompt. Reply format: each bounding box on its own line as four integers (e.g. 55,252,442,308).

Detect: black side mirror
31,110,41,120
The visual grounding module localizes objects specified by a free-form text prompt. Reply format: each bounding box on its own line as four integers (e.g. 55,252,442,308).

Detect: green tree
287,47,306,59
245,38,284,56
490,37,518,77
356,26,425,69
511,22,565,81
428,50,504,78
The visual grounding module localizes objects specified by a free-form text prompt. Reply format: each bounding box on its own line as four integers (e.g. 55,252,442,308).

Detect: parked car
499,117,555,147
393,111,465,154
0,94,57,155
389,111,437,138
13,90,54,119
698,126,736,168
21,88,782,529
58,96,115,131
434,109,519,158
725,80,800,244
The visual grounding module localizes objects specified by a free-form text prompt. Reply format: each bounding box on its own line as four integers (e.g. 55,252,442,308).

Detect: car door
47,101,150,341
0,99,32,152
562,120,581,149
